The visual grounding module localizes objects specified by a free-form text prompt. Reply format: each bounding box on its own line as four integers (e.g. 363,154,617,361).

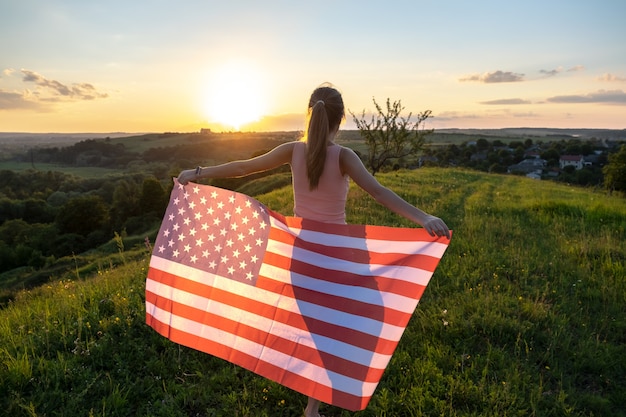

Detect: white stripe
259,262,420,317
146,278,393,370
146,300,380,398
149,256,406,340
271,216,449,257
267,239,434,286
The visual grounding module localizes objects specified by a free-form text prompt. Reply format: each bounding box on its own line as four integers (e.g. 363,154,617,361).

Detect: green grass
0,161,121,178
1,168,625,416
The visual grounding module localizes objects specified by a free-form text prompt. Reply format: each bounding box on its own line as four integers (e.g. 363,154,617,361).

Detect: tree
603,144,626,193
56,195,110,237
350,98,433,175
139,177,166,216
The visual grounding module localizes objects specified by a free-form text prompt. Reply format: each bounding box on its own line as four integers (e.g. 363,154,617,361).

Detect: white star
235,206,243,214
183,217,191,226
158,245,165,253
241,216,249,225
245,200,252,208
188,201,196,210
256,238,263,246
202,250,210,258
246,272,254,280
193,186,200,194
173,249,180,257
230,222,238,231
195,212,203,220
173,223,180,231
248,227,256,236
200,196,207,205
239,260,247,269
229,195,235,204
174,197,180,205
217,201,224,210
195,238,203,246
184,244,191,252
227,266,235,275
221,255,229,263
208,260,216,269
190,255,198,263
244,244,252,252
232,249,241,258
163,229,170,237
178,233,186,241
251,255,258,263
237,233,245,241
259,221,267,229
211,191,218,199
226,239,234,247
213,218,221,226
189,228,197,236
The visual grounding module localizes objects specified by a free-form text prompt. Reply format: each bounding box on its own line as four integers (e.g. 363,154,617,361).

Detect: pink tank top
291,141,349,224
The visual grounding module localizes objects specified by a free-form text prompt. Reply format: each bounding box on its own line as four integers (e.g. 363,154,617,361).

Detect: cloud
598,73,626,82
21,69,108,101
547,89,626,105
0,90,45,110
539,65,585,78
480,98,531,105
460,70,525,83
539,67,562,77
567,65,585,72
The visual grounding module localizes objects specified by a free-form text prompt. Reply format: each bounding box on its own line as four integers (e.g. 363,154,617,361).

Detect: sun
204,62,267,131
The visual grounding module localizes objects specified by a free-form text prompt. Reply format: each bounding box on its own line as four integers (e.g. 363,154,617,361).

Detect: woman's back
291,141,349,224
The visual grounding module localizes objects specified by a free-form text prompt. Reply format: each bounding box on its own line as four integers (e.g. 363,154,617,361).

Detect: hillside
1,168,625,416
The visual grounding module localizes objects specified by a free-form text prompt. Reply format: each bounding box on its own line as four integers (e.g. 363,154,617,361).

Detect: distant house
559,155,584,170
200,128,212,134
507,158,547,174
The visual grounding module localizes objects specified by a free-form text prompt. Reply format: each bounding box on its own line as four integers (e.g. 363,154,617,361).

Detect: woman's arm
178,141,296,185
340,147,450,239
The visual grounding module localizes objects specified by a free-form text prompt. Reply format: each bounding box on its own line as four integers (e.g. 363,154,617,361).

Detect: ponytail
304,85,345,190
306,100,329,189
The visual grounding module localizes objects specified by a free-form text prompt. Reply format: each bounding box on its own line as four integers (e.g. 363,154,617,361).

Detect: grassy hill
1,168,625,416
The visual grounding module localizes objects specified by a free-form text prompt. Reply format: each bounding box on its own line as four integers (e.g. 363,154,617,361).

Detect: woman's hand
421,215,451,239
177,169,197,185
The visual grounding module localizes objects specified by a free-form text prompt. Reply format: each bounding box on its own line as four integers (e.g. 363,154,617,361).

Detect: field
1,168,625,416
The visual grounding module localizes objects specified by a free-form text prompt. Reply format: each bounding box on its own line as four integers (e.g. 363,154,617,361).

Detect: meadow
1,168,625,416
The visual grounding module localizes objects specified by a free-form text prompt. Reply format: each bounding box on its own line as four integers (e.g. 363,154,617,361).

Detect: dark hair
305,84,345,189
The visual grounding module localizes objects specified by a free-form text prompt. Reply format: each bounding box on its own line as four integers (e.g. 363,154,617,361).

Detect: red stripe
145,288,386,382
146,310,367,411
147,268,399,354
256,274,413,331
262,251,428,301
277,212,438,243
269,226,441,272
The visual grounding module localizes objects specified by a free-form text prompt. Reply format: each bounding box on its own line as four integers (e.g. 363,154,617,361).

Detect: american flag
146,180,451,411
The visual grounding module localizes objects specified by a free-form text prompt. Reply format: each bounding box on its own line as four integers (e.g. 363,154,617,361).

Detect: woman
178,83,450,417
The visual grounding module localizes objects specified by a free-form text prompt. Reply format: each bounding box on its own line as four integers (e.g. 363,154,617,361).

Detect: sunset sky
1,0,625,133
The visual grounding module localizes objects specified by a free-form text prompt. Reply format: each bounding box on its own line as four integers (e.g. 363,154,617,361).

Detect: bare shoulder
339,146,366,172
267,141,298,160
